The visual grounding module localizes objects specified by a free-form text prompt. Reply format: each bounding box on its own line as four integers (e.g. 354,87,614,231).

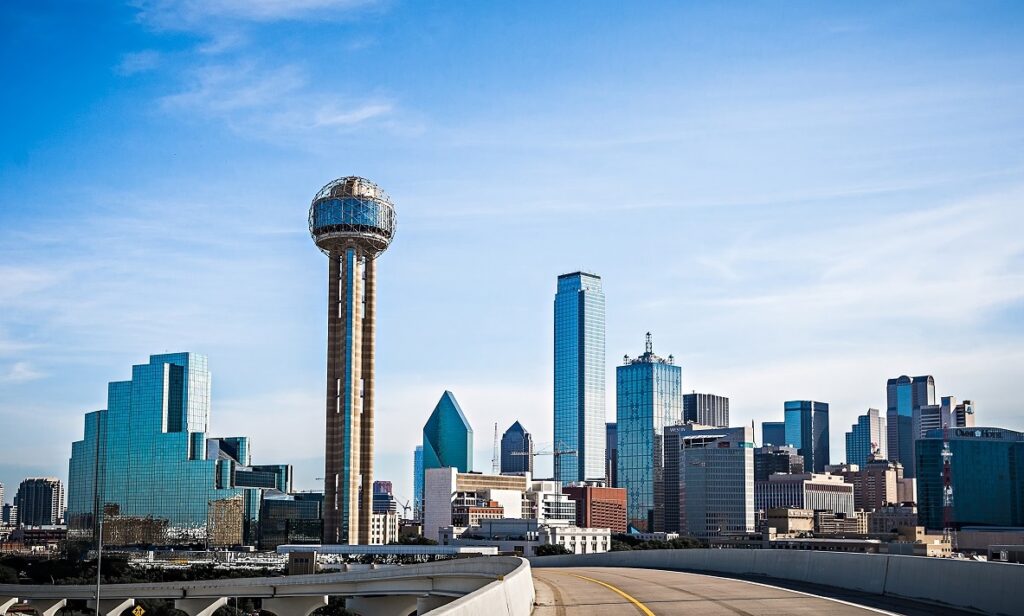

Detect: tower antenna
645,332,653,354
492,422,500,474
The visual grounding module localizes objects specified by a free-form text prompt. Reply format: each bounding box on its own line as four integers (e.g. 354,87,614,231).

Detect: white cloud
0,362,44,384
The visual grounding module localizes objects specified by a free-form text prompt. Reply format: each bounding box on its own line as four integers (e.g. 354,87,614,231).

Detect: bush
533,544,571,556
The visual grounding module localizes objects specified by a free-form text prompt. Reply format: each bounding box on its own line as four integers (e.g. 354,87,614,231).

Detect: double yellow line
545,571,655,616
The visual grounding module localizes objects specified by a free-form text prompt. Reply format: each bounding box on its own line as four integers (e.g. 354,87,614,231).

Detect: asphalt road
532,567,954,615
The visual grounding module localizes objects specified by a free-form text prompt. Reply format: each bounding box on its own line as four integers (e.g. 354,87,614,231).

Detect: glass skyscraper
500,421,533,474
67,353,286,547
845,408,887,468
616,334,681,532
762,421,786,446
917,427,1024,531
886,375,935,478
605,422,618,487
553,271,606,485
422,390,474,476
784,400,830,473
413,445,424,521
682,393,729,427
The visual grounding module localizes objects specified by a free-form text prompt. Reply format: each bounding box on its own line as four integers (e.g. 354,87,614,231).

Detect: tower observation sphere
311,175,396,545
309,176,396,256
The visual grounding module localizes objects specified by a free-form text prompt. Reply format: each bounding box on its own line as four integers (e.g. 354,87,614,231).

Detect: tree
533,544,571,556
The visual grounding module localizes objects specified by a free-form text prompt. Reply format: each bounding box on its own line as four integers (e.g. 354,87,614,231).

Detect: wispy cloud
0,362,44,384
115,50,161,75
160,61,395,140
132,0,381,30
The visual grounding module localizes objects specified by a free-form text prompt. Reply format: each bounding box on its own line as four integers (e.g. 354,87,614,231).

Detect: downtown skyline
3,1,1024,506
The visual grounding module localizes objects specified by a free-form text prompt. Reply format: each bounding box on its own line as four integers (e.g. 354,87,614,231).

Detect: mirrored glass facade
554,272,606,484
422,390,474,476
784,400,830,473
616,337,681,532
845,408,887,468
886,375,934,478
917,427,1024,530
67,353,283,547
500,421,533,474
413,445,424,521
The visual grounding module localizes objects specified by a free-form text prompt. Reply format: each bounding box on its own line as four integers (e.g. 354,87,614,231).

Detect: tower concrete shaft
324,246,376,545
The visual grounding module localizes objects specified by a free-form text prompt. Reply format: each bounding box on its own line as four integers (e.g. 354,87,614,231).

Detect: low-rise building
814,510,868,535
764,508,813,535
439,518,610,556
868,504,917,534
755,473,854,516
424,468,528,541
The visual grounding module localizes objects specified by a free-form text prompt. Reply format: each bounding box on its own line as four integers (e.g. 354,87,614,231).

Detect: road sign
132,606,145,616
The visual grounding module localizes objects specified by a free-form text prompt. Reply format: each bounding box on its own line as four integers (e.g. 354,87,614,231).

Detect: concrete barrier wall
428,557,534,616
529,549,1024,616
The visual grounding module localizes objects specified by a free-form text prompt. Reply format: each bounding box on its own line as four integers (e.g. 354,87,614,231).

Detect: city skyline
3,2,1024,507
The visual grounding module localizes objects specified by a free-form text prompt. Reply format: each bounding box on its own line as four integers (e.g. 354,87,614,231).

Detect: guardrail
0,556,533,616
530,548,1023,616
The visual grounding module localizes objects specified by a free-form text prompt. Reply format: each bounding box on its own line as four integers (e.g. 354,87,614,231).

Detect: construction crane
512,442,578,474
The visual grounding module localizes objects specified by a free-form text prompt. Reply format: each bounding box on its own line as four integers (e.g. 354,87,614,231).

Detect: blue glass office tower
917,427,1024,531
554,271,606,485
413,445,424,521
762,421,785,446
423,391,474,474
845,408,887,468
67,353,281,546
616,334,681,532
784,400,830,473
309,177,396,545
500,421,533,474
887,375,935,478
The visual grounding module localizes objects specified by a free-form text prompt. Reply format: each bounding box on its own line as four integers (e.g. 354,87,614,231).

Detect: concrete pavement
533,567,901,615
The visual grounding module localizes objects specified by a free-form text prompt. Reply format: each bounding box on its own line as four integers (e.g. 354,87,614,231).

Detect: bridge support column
416,595,454,614
87,598,135,616
261,596,327,616
175,597,227,616
26,599,66,616
0,597,18,616
344,595,417,616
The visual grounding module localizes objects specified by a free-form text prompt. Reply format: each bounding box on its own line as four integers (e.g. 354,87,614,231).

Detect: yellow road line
554,571,656,616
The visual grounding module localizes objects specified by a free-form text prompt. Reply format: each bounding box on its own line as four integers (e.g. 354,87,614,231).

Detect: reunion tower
309,176,396,544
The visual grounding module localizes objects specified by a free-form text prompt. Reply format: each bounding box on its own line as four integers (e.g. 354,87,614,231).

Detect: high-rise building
309,176,396,545
917,427,1024,531
761,421,786,446
413,445,424,521
671,424,755,537
553,271,606,485
14,478,64,526
682,393,729,427
258,493,323,550
755,473,855,516
500,421,533,474
605,423,618,487
915,396,975,440
1,504,16,527
0,483,4,509
67,353,285,546
372,480,396,514
616,333,681,532
845,408,887,468
839,458,902,512
753,445,804,482
423,391,474,476
784,400,830,472
562,485,627,533
886,375,935,479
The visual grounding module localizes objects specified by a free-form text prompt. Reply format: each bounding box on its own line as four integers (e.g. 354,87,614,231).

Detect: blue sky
2,1,1023,505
